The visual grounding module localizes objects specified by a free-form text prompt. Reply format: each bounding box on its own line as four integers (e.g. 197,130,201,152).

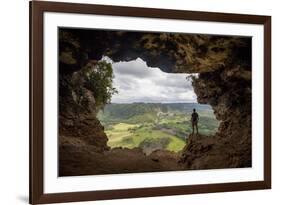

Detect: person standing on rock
191,108,199,135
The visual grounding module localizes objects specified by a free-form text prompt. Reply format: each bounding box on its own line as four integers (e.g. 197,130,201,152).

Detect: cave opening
97,57,220,155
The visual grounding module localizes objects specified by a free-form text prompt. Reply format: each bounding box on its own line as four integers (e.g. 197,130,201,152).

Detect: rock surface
59,28,252,176
59,61,110,152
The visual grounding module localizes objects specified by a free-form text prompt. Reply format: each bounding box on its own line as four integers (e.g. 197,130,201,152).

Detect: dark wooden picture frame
30,1,271,204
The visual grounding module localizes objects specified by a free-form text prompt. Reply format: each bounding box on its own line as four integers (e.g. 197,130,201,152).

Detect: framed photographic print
30,0,271,204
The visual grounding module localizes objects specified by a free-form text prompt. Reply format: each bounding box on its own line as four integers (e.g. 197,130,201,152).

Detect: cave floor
59,135,185,176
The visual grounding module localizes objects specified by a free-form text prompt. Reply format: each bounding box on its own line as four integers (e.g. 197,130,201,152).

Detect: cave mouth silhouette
96,57,220,155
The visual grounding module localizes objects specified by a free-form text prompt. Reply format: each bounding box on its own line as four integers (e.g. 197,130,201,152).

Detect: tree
85,60,117,109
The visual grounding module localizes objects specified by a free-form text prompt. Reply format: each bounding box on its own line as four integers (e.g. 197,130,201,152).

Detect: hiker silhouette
191,108,199,135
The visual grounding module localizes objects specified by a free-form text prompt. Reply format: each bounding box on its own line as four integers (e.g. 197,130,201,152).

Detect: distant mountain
98,103,213,121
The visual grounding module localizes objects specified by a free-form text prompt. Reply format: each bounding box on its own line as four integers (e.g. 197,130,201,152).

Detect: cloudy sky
107,57,197,104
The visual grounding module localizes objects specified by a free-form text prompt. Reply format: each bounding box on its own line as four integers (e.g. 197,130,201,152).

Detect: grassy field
105,122,185,153
98,103,219,154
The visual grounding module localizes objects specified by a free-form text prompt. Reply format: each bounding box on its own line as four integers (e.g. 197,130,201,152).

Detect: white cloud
110,58,197,103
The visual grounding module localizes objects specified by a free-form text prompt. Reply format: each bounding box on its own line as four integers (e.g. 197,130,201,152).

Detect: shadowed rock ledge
59,29,251,176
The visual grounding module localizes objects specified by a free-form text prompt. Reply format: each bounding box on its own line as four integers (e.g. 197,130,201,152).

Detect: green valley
97,103,219,154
